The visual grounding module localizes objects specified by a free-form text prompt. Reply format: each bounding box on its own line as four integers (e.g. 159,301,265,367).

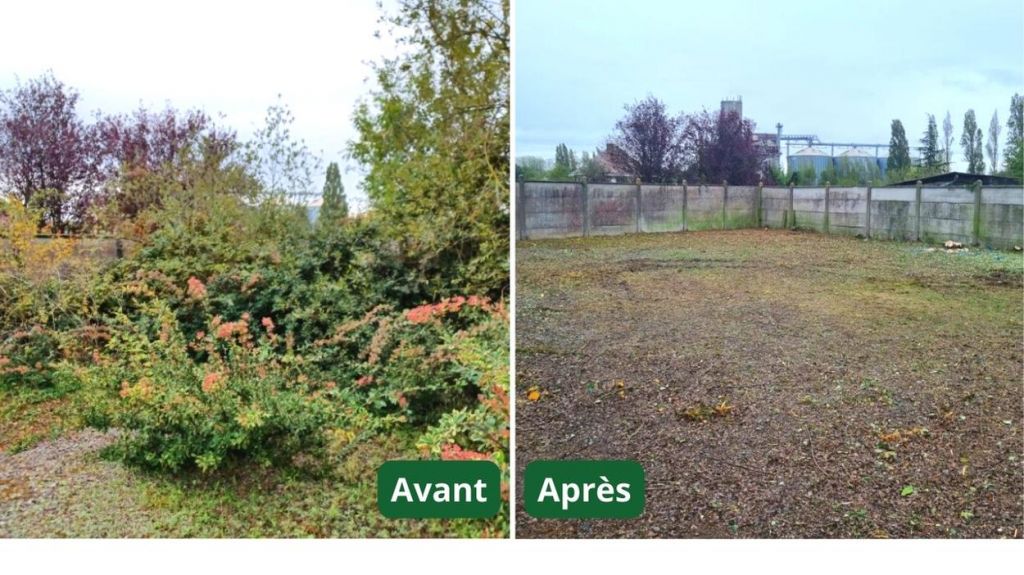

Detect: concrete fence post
516,177,526,240
914,180,923,242
722,180,729,230
581,177,590,237
682,179,689,231
972,179,983,246
755,180,763,228
865,185,872,239
635,177,642,234
824,181,831,234
788,183,795,229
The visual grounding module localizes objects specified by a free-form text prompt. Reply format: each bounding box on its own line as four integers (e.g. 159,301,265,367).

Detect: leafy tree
319,162,348,224
93,105,236,224
919,114,942,173
245,98,321,203
515,156,547,180
551,143,576,179
887,119,911,174
682,109,766,185
577,150,607,182
942,111,954,169
986,110,1001,175
606,95,685,183
1003,94,1023,180
349,0,509,298
95,106,232,176
0,72,100,232
961,109,985,173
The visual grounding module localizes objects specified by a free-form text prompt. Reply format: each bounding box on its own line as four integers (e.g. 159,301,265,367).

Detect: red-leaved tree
0,73,100,232
606,95,686,183
682,109,766,185
94,106,237,219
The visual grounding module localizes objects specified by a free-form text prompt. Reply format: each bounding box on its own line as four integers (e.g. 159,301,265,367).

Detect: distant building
595,143,634,183
886,172,1023,187
720,98,742,118
788,146,832,180
722,97,779,170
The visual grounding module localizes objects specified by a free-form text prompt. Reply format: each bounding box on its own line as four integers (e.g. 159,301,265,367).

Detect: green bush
0,326,61,387
311,296,509,463
83,301,371,472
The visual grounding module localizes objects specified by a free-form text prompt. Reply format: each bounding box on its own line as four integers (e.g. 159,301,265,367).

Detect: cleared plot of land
515,229,1023,538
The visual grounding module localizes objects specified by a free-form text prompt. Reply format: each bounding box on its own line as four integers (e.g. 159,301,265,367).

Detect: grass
0,393,507,538
515,229,1022,538
0,379,81,453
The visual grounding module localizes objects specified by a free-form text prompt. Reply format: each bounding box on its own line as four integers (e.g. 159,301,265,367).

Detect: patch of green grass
0,372,82,453
121,437,507,538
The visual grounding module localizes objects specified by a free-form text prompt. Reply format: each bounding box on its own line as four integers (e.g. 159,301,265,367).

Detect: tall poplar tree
942,111,954,169
887,119,911,173
1003,94,1023,179
961,109,985,173
919,114,941,173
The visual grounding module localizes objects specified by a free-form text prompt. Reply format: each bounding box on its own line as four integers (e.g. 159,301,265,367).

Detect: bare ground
515,229,1023,538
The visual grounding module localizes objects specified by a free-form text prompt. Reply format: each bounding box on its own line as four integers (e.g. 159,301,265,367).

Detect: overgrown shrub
83,300,385,472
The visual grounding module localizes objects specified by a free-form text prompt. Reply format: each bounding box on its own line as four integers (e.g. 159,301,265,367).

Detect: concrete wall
516,180,1024,249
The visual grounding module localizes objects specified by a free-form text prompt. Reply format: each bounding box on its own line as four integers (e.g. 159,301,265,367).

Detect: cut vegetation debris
516,229,1022,539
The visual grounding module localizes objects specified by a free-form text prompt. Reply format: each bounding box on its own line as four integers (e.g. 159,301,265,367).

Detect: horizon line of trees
517,95,772,186
518,92,1023,188
887,94,1022,184
0,72,351,234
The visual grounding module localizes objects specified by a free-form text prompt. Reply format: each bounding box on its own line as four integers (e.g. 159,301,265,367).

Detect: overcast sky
0,0,396,211
515,0,1024,172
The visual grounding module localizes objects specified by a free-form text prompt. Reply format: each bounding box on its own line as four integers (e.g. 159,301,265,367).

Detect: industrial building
721,97,915,182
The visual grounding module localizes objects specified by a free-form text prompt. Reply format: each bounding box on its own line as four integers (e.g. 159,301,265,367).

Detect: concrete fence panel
919,187,975,245
760,186,791,228
726,186,758,229
521,181,584,239
589,183,636,236
686,185,726,230
870,187,917,241
516,180,1021,249
978,187,1024,249
791,187,828,231
640,185,686,233
828,187,869,236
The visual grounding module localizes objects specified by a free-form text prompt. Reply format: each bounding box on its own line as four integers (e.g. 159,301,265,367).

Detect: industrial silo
875,156,888,177
836,147,876,171
787,146,832,181
835,147,880,183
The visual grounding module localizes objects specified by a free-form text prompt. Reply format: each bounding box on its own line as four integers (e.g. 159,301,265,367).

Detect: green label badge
523,460,645,519
377,460,501,519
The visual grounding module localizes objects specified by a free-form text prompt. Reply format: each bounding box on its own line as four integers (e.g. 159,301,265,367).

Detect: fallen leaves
877,426,930,446
678,399,736,423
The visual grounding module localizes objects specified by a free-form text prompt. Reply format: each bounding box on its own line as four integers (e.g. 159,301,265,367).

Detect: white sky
0,0,398,212
515,0,1024,173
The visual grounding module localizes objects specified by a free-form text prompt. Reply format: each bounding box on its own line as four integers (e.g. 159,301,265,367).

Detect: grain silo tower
787,146,832,181
875,156,888,176
836,147,875,172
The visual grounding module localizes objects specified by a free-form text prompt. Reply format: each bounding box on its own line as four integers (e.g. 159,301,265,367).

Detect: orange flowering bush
308,296,508,470
82,300,376,472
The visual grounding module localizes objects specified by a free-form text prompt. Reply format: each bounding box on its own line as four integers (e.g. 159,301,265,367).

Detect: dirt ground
515,229,1023,538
